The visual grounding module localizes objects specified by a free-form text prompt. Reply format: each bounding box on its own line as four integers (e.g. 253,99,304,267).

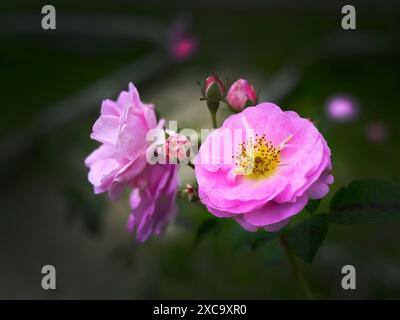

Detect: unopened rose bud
165,133,189,163
202,75,225,102
181,184,198,202
227,79,257,112
201,75,225,128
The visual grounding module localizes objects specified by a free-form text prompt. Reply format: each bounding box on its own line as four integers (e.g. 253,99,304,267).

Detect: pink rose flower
227,79,257,112
128,164,178,242
85,83,179,242
195,103,333,232
85,83,164,200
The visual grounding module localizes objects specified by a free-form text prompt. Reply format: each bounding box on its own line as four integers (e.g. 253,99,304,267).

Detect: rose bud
165,132,190,163
181,184,198,202
202,75,225,103
201,75,226,127
227,79,257,112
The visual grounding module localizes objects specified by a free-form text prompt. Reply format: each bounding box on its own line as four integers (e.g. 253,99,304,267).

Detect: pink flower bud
165,133,189,163
202,75,225,102
227,79,257,112
182,184,197,202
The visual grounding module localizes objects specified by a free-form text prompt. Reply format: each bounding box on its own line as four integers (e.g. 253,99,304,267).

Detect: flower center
234,134,281,180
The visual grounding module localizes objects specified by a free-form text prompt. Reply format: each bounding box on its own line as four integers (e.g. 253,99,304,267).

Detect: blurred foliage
329,179,400,224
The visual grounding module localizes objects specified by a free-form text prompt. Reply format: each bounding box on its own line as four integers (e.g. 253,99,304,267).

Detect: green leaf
329,179,400,224
285,214,329,264
193,218,221,248
305,199,321,214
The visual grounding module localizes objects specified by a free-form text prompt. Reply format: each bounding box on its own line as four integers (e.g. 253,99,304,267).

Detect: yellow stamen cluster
234,133,280,180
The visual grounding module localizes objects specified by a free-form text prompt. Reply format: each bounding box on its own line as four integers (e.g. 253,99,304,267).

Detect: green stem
187,162,195,170
207,101,219,129
280,234,314,299
210,111,217,129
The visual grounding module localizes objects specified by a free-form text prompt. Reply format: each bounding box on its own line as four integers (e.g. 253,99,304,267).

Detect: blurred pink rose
227,79,257,112
195,103,333,232
85,83,179,242
85,83,162,200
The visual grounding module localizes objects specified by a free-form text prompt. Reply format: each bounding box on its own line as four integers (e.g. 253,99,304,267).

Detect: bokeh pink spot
168,19,198,61
366,121,389,144
325,95,358,122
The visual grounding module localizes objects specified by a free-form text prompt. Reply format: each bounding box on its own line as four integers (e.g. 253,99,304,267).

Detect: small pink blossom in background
171,37,197,60
168,19,197,61
195,103,333,232
85,83,178,242
325,95,358,122
227,79,257,112
366,121,389,144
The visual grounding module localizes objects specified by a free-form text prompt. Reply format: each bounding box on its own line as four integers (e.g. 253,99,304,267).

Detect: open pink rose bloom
195,103,333,232
85,83,178,242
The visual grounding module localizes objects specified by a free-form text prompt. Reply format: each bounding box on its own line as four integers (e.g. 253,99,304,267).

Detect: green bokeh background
0,0,399,299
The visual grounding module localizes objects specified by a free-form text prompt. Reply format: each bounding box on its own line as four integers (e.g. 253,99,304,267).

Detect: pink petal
90,115,119,144
243,193,308,227
101,99,121,116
